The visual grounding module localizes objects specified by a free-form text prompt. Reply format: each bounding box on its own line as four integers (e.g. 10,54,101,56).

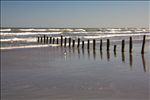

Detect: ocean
1,28,150,49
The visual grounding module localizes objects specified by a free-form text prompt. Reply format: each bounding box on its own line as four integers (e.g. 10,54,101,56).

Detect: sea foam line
0,44,60,50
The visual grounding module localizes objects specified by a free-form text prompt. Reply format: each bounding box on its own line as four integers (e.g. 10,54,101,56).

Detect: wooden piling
100,39,102,51
44,35,46,44
141,35,146,54
46,37,49,44
61,35,63,46
77,38,80,48
69,38,71,47
72,40,75,47
37,37,40,43
53,38,55,44
64,38,67,47
82,41,84,49
41,37,43,43
56,38,59,44
93,39,96,50
129,37,132,53
107,39,110,51
49,37,52,44
122,40,125,52
87,40,90,49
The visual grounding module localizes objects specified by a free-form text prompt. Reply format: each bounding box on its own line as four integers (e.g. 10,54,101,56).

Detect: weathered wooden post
41,36,43,43
82,41,84,49
114,45,117,57
129,37,132,53
64,38,67,47
53,38,55,44
93,39,96,50
107,39,110,51
122,40,125,52
87,40,90,49
60,35,63,46
69,38,71,47
72,40,75,47
141,35,146,54
44,35,46,44
77,38,80,48
56,38,59,44
37,36,40,43
49,37,52,44
46,37,49,44
100,39,102,51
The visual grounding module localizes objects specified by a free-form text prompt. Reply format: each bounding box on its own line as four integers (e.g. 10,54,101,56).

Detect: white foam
0,29,11,32
0,32,62,36
48,29,61,31
83,33,150,39
0,38,37,42
18,29,48,32
0,44,60,50
74,29,86,32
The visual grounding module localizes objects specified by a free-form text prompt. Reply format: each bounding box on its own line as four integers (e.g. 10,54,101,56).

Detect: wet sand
1,42,150,100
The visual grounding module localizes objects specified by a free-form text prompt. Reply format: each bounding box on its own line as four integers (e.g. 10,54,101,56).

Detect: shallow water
1,42,150,100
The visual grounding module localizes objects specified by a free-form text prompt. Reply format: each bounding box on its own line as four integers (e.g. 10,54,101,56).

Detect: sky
1,1,150,28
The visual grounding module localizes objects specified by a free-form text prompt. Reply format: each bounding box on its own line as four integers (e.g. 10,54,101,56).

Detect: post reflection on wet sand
77,48,80,59
66,46,148,73
129,53,133,68
107,51,110,61
141,54,147,72
93,49,96,60
100,50,103,60
121,52,125,63
87,49,90,59
114,50,117,58
82,47,85,58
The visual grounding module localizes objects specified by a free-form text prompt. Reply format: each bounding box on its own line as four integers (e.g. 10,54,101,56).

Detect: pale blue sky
1,1,149,28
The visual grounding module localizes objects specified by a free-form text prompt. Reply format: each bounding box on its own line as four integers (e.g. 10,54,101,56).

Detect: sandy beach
1,41,149,100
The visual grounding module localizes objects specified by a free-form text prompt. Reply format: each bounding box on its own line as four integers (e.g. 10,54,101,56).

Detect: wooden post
129,37,132,53
122,40,125,52
107,39,110,51
46,37,49,44
49,37,52,44
53,38,55,44
64,38,67,47
114,45,117,57
61,35,63,46
100,39,102,51
77,38,80,48
56,38,59,44
82,41,84,49
69,38,71,47
41,37,43,43
87,40,90,49
44,35,46,44
141,35,146,54
93,39,96,50
37,36,40,43
72,40,75,47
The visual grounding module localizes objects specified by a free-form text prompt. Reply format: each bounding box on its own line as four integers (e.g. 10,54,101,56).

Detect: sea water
1,28,150,49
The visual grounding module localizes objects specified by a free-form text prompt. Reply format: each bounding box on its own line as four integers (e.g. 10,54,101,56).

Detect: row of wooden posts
37,35,146,54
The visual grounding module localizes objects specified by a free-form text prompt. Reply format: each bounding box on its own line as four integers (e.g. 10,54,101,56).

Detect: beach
1,41,149,100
